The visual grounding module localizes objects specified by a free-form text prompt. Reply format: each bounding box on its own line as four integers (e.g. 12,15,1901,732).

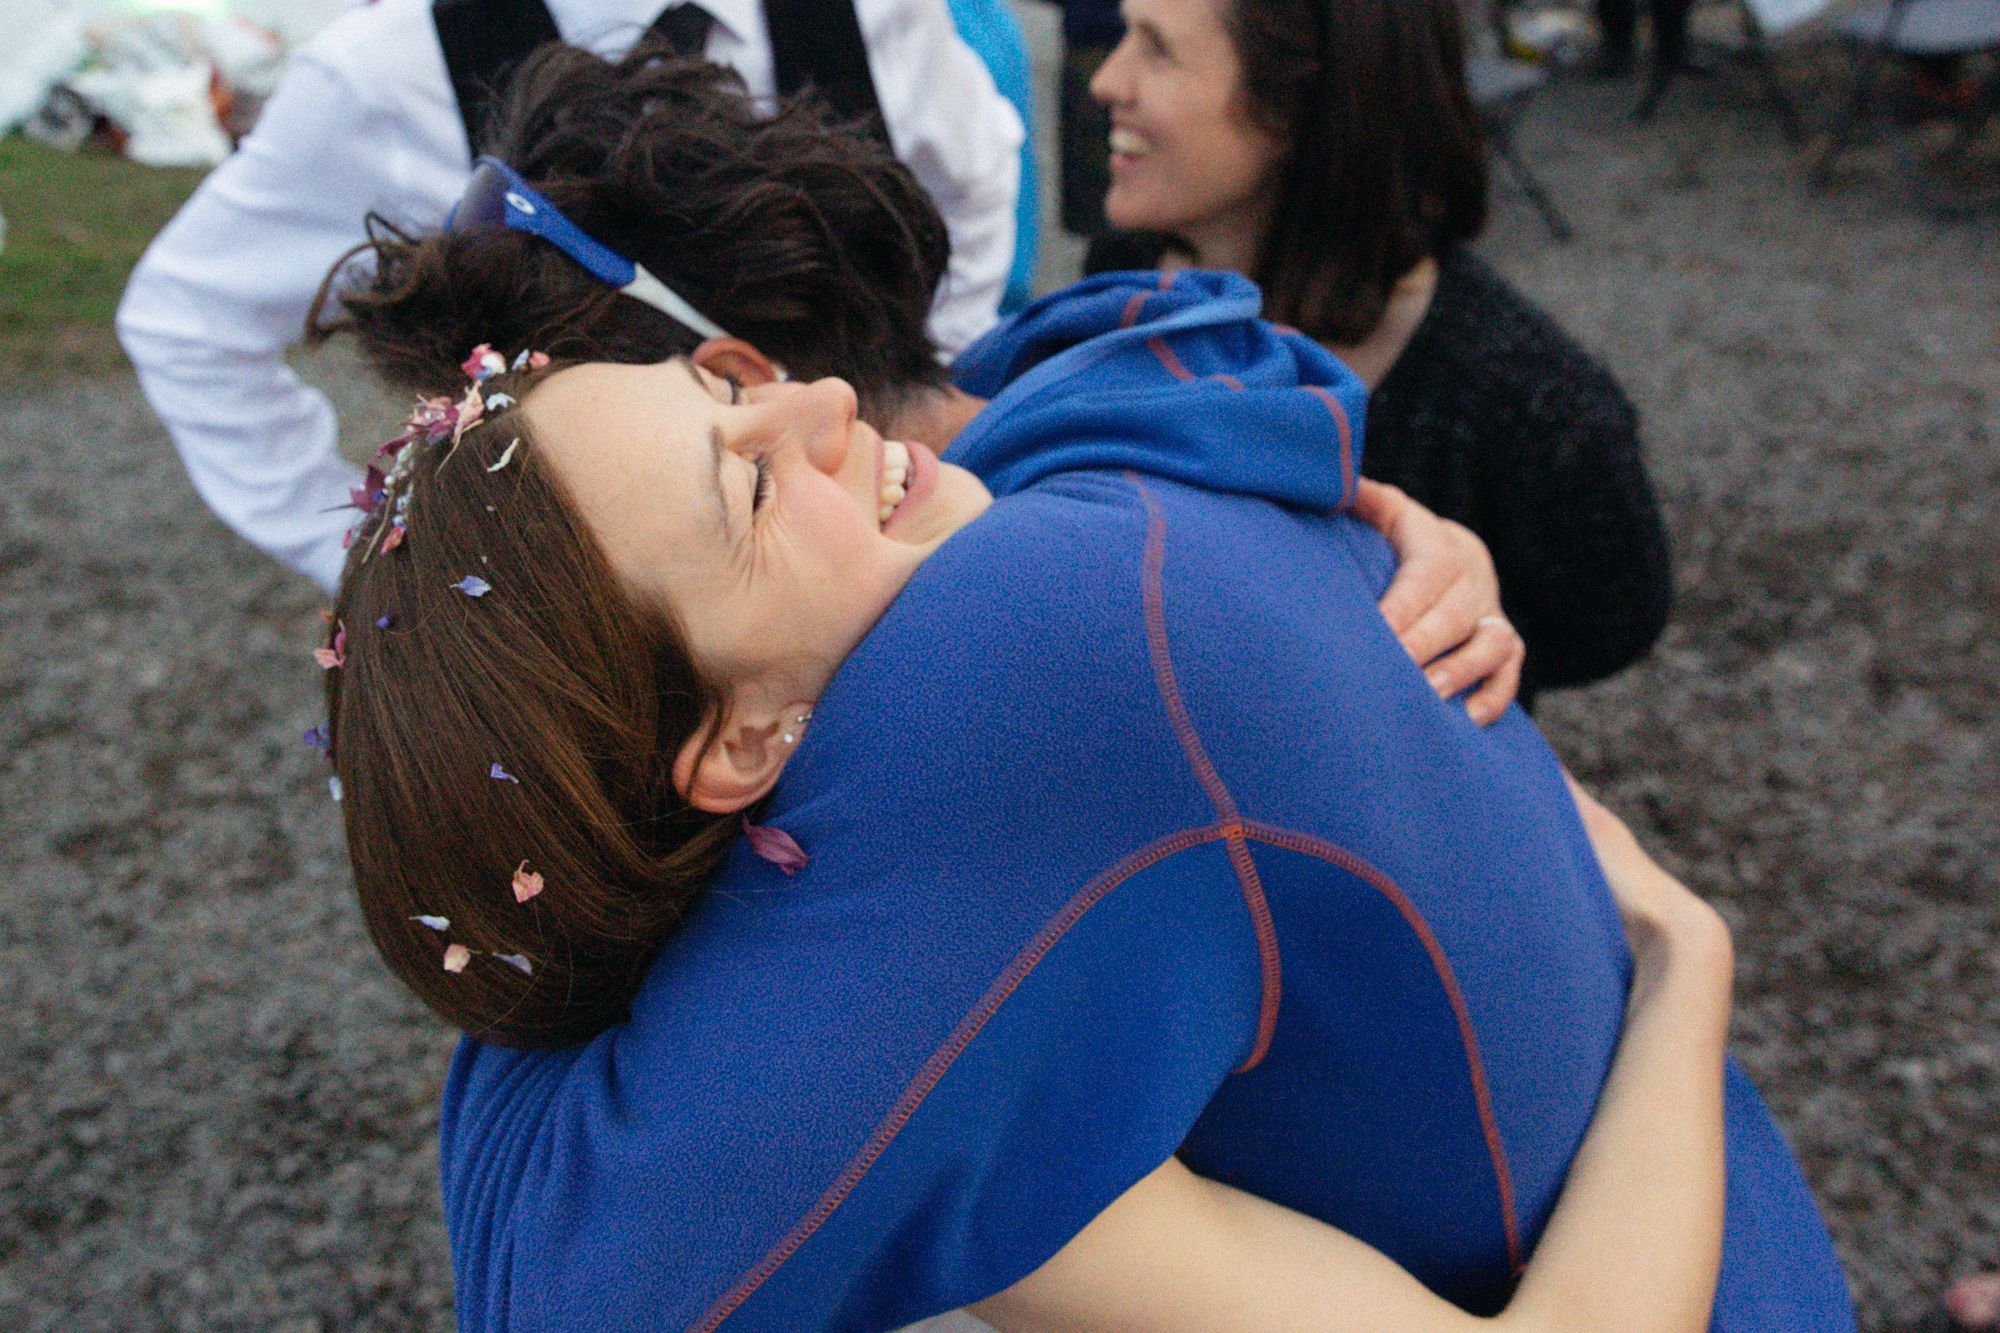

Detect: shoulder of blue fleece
947,269,1369,511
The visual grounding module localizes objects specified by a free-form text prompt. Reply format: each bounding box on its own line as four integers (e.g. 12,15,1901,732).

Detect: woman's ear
691,338,785,388
671,697,813,813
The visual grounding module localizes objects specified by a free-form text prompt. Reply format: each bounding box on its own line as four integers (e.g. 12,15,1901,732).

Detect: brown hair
1227,0,1489,343
309,45,950,420
324,369,733,1047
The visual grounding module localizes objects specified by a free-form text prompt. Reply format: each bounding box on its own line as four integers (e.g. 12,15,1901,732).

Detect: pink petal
511,861,544,903
742,820,808,874
460,344,494,379
442,944,472,973
313,647,341,669
527,351,550,370
379,524,406,554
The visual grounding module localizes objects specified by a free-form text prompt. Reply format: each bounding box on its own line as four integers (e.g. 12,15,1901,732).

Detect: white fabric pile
0,1,348,167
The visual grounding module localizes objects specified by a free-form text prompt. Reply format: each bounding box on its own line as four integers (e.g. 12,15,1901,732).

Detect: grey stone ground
3,10,1997,1330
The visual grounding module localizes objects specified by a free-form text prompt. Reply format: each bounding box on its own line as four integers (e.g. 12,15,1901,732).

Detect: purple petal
301,723,330,751
375,613,393,630
494,952,535,976
410,914,450,932
742,820,808,875
454,575,492,597
489,763,519,784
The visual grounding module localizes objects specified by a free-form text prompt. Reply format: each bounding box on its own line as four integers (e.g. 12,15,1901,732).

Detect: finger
1421,618,1516,701
1348,477,1407,533
1397,575,1487,669
1431,620,1524,720
1378,544,1453,637
1463,638,1524,726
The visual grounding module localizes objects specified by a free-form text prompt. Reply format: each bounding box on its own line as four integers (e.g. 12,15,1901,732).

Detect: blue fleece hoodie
438,272,1854,1332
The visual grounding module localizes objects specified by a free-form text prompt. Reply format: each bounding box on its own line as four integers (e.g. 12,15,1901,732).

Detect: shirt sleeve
115,50,416,591
855,0,1023,355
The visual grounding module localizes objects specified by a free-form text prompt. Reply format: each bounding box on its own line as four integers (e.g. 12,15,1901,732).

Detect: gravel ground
3,22,1997,1331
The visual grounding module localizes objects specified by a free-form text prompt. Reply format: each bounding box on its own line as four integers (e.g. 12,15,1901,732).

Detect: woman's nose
796,377,858,475
1090,39,1131,106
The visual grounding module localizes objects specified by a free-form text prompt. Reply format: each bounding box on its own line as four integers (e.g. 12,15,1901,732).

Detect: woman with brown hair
309,45,1851,1333
1088,0,1674,705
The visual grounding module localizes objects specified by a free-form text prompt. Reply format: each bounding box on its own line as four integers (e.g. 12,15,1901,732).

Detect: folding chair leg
1491,127,1576,241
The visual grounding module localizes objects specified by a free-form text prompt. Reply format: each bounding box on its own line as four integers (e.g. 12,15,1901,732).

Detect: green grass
0,136,206,386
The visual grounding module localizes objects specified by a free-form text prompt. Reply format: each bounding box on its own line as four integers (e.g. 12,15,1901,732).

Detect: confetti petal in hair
319,609,335,624
490,762,519,784
487,438,521,472
511,348,532,372
483,392,516,412
328,775,344,802
313,624,348,670
528,351,550,370
455,575,492,597
411,914,450,932
494,952,534,976
742,820,809,875
462,344,506,382
511,861,544,903
380,524,406,554
442,943,472,973
375,613,394,630
341,526,356,550
302,723,330,751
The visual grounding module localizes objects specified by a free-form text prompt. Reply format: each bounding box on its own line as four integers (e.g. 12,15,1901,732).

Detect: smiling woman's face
522,360,991,715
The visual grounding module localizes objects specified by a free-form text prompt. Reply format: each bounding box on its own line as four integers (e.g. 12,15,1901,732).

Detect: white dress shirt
117,0,1022,589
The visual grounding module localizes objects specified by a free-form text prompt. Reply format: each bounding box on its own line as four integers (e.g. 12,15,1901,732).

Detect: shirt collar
553,0,752,50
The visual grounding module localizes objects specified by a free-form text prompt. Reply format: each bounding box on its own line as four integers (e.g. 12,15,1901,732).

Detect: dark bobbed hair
325,373,735,1047
1229,0,1489,344
310,45,951,419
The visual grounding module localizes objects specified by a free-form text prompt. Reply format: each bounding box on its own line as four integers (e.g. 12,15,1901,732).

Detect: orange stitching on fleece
1133,480,1282,1072
689,823,1235,1332
1302,385,1355,508
1148,335,1195,382
1240,821,1525,1274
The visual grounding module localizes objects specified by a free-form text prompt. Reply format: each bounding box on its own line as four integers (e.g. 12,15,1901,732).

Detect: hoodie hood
947,269,1368,511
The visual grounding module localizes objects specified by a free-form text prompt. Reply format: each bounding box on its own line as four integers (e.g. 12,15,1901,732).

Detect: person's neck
1181,205,1269,276
1326,255,1441,390
881,385,988,451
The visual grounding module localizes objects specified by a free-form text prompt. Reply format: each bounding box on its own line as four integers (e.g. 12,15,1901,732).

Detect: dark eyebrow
680,361,735,541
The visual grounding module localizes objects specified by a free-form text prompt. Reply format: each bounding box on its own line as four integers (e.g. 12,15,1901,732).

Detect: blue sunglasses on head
447,155,732,342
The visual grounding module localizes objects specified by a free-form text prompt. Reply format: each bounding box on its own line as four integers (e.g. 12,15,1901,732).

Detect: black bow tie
649,2,715,56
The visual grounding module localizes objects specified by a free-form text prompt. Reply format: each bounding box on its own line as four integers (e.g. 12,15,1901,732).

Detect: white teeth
1109,128,1150,156
878,440,911,527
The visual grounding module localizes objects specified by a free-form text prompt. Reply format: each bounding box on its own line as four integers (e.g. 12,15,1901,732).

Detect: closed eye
751,455,772,513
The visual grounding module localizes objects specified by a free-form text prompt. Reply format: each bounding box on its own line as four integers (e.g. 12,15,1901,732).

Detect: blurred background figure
1031,0,1123,236
114,0,1023,591
1083,0,1672,705
943,0,1042,310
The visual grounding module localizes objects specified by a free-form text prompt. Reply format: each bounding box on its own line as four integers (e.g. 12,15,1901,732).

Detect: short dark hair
310,45,951,419
1229,0,1489,344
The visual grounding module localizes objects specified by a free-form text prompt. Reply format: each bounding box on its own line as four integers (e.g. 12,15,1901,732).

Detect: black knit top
1085,238,1673,699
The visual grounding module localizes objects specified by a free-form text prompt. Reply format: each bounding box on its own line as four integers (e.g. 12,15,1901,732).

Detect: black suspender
432,0,888,162
432,0,562,157
761,0,885,138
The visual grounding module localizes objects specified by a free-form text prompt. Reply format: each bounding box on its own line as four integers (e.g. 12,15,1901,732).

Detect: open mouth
1108,127,1151,159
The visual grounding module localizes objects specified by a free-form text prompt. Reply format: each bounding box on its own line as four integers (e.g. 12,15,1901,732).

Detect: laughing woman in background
1087,0,1674,705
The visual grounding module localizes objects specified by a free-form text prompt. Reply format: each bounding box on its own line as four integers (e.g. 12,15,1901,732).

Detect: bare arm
974,791,1731,1333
